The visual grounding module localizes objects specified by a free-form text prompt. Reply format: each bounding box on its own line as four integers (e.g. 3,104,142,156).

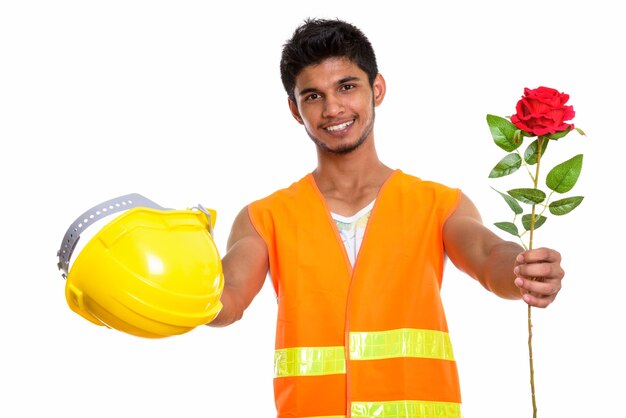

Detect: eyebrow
297,75,362,97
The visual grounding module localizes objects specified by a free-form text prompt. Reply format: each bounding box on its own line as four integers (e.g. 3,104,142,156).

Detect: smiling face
289,57,386,155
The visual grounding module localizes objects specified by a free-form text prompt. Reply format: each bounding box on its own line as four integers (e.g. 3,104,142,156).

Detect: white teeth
325,120,354,131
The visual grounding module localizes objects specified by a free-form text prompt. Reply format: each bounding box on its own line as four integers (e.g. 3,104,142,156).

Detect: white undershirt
331,200,375,267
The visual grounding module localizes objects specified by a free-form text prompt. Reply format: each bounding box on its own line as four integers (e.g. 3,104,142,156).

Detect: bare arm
208,206,269,327
443,193,564,307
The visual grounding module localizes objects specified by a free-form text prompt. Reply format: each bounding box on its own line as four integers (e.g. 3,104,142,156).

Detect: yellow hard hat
57,194,224,338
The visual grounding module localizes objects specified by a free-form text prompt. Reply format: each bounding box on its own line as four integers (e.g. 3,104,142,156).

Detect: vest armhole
442,188,462,227
246,203,278,295
246,203,267,244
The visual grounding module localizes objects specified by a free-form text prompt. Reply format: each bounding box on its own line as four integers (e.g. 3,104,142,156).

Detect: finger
515,262,564,281
515,277,561,297
521,292,556,309
517,247,561,264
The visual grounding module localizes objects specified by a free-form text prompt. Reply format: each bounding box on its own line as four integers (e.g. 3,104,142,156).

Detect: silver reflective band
56,193,166,279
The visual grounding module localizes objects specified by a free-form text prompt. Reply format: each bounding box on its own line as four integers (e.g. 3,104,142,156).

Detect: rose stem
528,135,544,418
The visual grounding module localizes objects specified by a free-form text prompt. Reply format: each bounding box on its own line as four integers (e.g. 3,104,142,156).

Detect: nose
322,94,344,118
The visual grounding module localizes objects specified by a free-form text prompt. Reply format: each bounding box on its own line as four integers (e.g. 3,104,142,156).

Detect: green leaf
545,126,574,140
489,153,522,178
575,127,586,136
494,222,519,236
491,187,523,214
546,154,583,193
524,138,549,165
508,188,546,204
522,214,547,231
549,196,584,215
487,114,523,152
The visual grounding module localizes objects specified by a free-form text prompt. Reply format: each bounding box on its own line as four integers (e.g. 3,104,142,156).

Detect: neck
314,137,385,183
312,139,393,215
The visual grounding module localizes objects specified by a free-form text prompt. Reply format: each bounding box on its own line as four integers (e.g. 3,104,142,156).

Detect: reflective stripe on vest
274,328,454,378
350,328,454,361
351,400,461,417
302,400,461,418
274,346,346,378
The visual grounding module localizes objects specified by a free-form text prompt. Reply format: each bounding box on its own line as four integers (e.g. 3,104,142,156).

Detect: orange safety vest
248,170,462,418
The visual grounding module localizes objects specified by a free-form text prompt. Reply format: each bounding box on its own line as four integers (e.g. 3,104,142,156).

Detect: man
209,18,564,418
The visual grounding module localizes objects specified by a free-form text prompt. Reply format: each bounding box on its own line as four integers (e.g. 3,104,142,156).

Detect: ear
288,97,304,125
372,73,386,107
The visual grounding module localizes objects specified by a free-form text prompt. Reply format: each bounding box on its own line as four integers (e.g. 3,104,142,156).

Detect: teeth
325,120,353,131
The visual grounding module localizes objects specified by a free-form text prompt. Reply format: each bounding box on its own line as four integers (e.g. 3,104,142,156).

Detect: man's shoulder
249,174,312,208
389,170,461,219
394,170,458,193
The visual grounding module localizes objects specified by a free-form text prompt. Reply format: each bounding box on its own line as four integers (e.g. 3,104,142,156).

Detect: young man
209,18,564,418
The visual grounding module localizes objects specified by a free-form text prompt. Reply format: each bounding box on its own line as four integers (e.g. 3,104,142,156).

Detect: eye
340,84,355,92
304,93,321,102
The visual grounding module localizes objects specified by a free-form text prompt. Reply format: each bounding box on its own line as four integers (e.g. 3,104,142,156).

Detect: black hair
280,18,379,103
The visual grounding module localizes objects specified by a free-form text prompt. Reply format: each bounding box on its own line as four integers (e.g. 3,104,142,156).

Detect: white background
1,1,623,417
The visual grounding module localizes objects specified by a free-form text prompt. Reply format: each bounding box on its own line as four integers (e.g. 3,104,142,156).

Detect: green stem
518,149,537,184
528,136,544,418
537,191,555,218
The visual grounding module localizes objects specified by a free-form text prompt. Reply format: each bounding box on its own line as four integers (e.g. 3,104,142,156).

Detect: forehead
294,57,366,91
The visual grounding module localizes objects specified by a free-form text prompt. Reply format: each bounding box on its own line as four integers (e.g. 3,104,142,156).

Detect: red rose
510,86,575,136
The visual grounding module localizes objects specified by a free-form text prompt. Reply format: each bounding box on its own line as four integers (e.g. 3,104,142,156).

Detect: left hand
513,247,564,308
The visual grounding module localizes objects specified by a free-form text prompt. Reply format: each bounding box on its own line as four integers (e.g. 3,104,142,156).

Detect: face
289,57,386,155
